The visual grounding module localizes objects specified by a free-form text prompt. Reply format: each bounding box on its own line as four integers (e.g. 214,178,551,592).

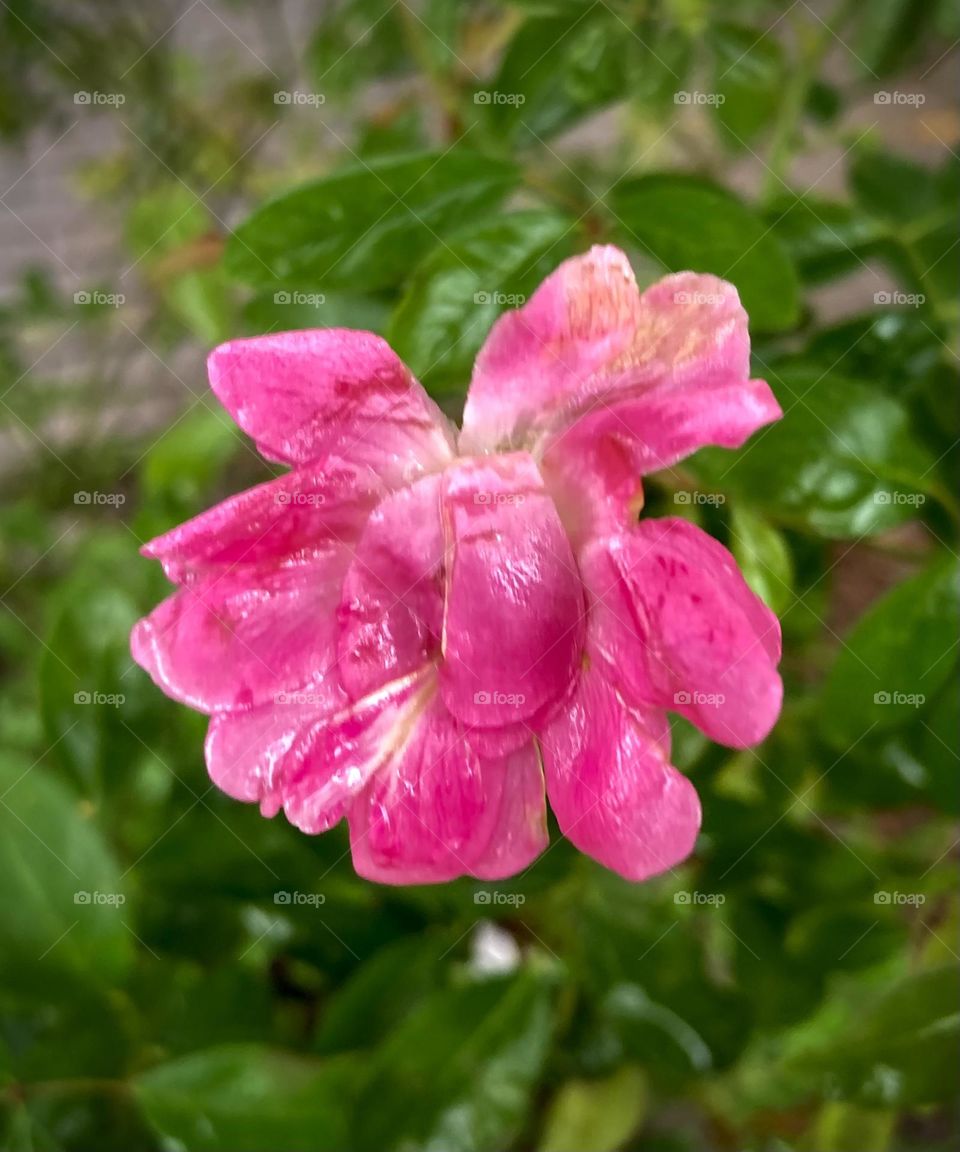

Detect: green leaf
728,504,794,614
709,21,784,146
354,968,557,1152
610,175,801,332
387,211,577,393
767,195,888,284
224,151,518,291
134,1045,359,1152
692,365,938,537
820,556,960,745
0,755,131,985
538,1065,647,1152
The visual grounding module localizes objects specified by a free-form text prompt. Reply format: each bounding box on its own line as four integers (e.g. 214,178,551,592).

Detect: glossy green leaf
134,1045,359,1152
820,556,960,745
692,366,938,537
728,504,794,614
354,968,557,1152
225,151,518,290
538,1065,647,1152
710,22,784,145
0,755,131,985
610,175,801,332
387,211,577,393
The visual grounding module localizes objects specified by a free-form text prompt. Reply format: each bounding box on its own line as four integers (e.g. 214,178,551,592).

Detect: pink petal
539,376,779,547
347,693,547,885
439,453,585,731
337,475,444,700
141,458,386,585
205,685,345,816
283,669,433,836
461,245,642,453
582,518,782,748
460,249,779,537
208,329,456,478
540,663,701,881
130,550,349,713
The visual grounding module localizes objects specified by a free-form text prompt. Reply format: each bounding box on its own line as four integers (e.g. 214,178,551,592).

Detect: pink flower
131,246,782,885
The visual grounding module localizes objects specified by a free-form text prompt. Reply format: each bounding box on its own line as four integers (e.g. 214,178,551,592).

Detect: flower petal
208,329,456,477
347,693,547,885
582,518,782,747
141,458,386,585
130,550,349,713
540,663,700,881
205,685,345,817
283,669,433,837
439,453,584,731
337,475,444,700
460,248,779,537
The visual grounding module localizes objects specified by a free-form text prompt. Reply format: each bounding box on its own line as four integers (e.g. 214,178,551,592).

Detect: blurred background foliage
0,0,958,1149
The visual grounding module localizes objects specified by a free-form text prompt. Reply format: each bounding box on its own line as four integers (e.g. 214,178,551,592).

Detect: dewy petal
582,518,782,748
283,669,434,837
347,693,548,885
338,475,445,701
460,248,780,537
438,452,584,731
208,329,456,479
540,662,701,882
205,684,346,817
130,549,349,713
141,458,386,585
